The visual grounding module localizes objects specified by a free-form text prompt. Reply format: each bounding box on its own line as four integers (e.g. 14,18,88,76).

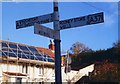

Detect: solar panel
43,58,47,61
2,48,14,53
18,50,22,53
18,54,22,58
23,51,29,55
38,52,43,56
9,43,17,49
12,49,17,53
2,43,8,47
48,59,54,62
22,54,28,59
35,54,42,57
34,56,39,60
29,53,32,56
2,48,8,51
2,52,6,56
37,56,43,61
46,55,51,58
28,47,38,52
1,41,55,63
9,53,16,57
43,54,47,58
30,56,34,60
19,45,29,51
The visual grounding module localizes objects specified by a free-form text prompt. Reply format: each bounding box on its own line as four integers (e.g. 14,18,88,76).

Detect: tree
70,42,90,55
113,40,120,48
91,61,120,82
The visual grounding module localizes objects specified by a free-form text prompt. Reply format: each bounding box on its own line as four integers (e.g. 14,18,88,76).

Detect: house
0,40,55,83
0,40,94,83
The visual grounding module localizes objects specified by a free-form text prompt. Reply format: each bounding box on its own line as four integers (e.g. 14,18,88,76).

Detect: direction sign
16,13,54,29
59,12,104,30
34,23,59,40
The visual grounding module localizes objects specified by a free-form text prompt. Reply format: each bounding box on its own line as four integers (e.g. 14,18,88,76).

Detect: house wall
0,62,55,82
0,62,94,83
70,64,94,83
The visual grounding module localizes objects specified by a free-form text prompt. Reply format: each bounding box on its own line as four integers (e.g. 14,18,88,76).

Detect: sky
1,0,119,2
1,1,119,53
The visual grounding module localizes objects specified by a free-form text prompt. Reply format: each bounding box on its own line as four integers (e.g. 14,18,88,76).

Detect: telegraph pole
53,0,62,84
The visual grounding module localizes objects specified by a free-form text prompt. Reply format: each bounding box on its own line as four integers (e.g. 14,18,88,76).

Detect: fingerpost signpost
16,0,104,84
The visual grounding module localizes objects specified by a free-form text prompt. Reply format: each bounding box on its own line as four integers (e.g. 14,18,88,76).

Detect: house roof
0,40,55,63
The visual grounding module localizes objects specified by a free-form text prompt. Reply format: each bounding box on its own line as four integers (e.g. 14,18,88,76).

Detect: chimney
48,40,54,51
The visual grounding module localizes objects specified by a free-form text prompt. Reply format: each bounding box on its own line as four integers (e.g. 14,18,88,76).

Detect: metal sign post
53,0,62,84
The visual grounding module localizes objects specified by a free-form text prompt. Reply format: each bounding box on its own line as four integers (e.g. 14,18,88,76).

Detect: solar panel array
0,41,54,63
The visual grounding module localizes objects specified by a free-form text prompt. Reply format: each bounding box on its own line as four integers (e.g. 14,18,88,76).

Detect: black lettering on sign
44,31,50,37
89,15,95,23
74,16,85,22
69,19,74,23
60,23,71,29
60,19,74,25
16,17,39,29
38,30,50,38
97,14,104,23
87,12,104,25
40,19,49,24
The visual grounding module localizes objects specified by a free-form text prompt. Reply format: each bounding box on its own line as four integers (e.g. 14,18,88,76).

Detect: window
51,82,55,84
22,65,28,74
39,81,44,84
39,68,43,75
16,78,22,84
